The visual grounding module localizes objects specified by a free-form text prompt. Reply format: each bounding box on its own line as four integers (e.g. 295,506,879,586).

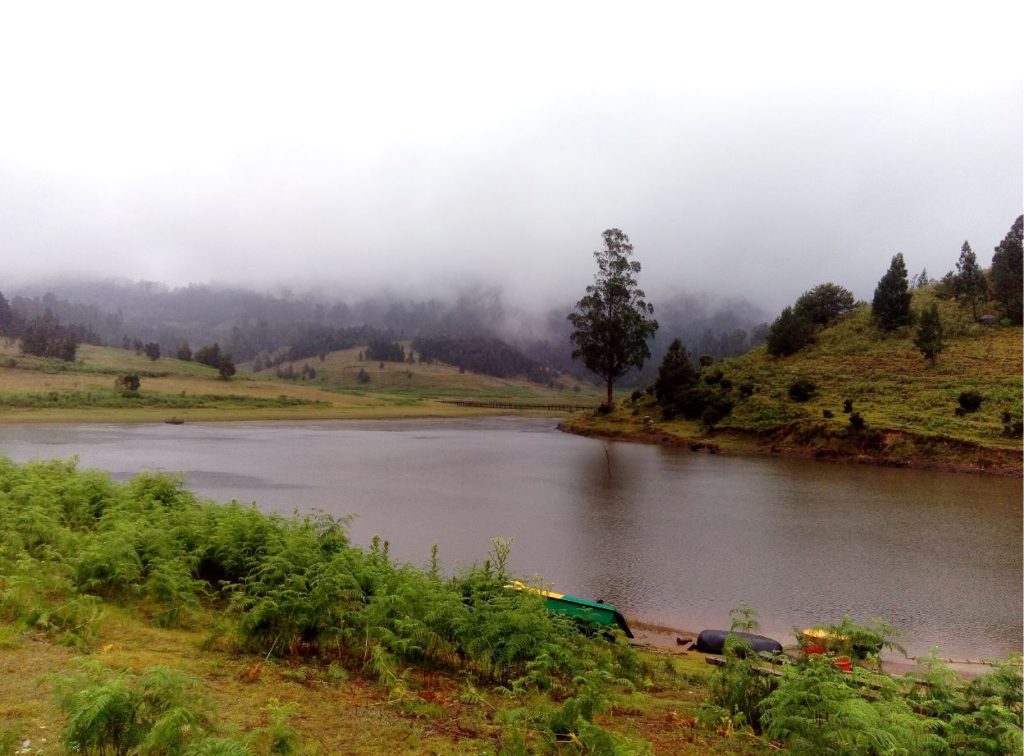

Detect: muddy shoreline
558,420,1023,478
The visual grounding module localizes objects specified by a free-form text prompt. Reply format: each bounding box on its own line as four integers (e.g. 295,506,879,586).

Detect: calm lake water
1,418,1020,659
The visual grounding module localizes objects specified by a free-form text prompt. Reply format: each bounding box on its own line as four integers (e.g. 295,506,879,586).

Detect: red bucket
833,655,853,673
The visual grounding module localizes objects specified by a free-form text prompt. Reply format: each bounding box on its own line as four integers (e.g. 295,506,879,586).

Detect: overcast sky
1,1,1021,312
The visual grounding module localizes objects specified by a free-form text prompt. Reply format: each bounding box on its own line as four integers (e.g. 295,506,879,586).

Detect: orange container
833,655,853,673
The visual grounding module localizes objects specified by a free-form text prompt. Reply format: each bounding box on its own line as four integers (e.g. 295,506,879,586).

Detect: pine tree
991,215,1023,325
872,253,914,330
654,339,699,403
765,307,815,356
568,229,658,406
953,241,987,319
913,303,944,362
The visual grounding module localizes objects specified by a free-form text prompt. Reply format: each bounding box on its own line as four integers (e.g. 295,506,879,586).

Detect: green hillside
0,339,602,423
567,290,1023,474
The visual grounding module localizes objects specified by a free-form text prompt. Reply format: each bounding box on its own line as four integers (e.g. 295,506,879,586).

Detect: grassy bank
2,458,1019,754
0,340,603,424
564,296,1023,475
0,457,767,755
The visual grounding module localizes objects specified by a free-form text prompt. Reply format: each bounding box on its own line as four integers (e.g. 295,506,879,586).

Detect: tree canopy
991,215,1023,325
913,303,944,361
793,283,856,326
953,241,987,319
871,253,914,331
653,338,699,403
765,306,815,356
568,229,658,406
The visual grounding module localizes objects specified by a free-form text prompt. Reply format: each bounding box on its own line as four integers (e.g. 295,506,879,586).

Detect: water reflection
0,418,1019,658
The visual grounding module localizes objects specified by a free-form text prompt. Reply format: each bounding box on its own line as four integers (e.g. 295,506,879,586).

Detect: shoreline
558,417,1024,478
626,620,999,679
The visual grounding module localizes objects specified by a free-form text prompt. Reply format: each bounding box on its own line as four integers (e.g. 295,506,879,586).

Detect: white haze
1,1,1021,313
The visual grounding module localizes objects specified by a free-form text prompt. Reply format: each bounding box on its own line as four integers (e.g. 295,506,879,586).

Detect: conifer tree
872,253,914,330
991,215,1023,325
654,338,699,403
913,303,944,361
765,306,815,356
953,241,987,319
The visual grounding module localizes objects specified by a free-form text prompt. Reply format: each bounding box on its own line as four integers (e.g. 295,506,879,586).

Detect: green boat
509,581,633,638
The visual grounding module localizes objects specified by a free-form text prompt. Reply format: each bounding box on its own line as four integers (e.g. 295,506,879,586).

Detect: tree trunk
606,375,614,407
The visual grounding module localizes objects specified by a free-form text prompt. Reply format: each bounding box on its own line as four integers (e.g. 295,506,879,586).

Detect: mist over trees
1,278,770,390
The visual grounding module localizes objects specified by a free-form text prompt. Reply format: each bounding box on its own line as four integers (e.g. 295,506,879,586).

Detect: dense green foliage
0,457,650,751
914,303,944,361
794,283,856,326
872,253,914,331
991,215,1023,325
411,335,555,384
703,609,1022,754
653,338,699,403
50,660,303,755
365,339,406,363
953,242,988,320
194,343,236,380
766,307,815,356
569,228,658,405
19,310,82,361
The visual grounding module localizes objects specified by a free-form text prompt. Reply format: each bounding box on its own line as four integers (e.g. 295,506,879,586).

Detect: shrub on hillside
958,391,983,413
115,374,141,394
787,379,817,402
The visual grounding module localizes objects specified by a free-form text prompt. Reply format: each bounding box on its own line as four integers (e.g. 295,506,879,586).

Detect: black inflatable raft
694,629,783,655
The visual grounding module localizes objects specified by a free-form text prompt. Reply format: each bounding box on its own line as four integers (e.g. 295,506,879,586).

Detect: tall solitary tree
568,228,658,406
953,241,987,319
991,215,1023,325
872,253,914,331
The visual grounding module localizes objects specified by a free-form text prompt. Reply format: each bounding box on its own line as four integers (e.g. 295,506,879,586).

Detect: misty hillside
1,279,769,386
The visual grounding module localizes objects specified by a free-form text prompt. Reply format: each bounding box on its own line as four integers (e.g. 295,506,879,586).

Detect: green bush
0,456,641,699
788,379,817,402
958,391,983,413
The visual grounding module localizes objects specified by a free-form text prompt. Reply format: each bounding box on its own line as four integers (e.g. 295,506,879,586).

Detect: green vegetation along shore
0,338,602,425
562,294,1023,476
2,458,1020,754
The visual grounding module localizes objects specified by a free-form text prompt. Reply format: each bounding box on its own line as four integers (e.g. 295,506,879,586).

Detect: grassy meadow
0,339,602,423
566,293,1023,474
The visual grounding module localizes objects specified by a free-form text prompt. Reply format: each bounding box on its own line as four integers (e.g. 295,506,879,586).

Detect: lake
0,417,1020,659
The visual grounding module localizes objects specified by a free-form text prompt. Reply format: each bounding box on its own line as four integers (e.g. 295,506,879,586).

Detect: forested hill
571,287,1023,474
0,280,769,386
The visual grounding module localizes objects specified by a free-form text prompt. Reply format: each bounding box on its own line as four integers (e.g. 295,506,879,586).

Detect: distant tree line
364,339,406,363
412,335,558,384
2,302,103,362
